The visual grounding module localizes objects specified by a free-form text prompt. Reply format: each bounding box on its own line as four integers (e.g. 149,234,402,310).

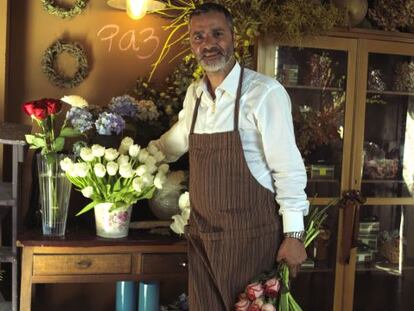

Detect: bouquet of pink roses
235,200,337,311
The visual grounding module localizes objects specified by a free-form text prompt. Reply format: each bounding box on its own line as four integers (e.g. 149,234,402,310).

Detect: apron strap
234,67,244,131
190,93,202,135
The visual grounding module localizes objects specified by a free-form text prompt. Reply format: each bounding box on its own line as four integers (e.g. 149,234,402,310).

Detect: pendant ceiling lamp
107,0,165,20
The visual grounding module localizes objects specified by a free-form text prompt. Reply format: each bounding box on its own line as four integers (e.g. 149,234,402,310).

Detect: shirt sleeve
150,86,194,162
255,84,309,233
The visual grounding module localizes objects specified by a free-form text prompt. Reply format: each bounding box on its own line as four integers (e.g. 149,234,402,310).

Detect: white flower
147,142,159,155
132,177,145,192
170,214,187,235
60,157,74,172
129,144,141,158
94,163,106,178
154,151,165,163
91,144,105,158
142,173,154,186
74,162,89,178
106,161,119,176
145,155,156,167
146,164,157,174
158,163,169,174
117,154,130,165
181,207,190,220
154,172,167,189
138,149,149,163
81,186,93,198
80,147,94,162
61,95,88,108
119,163,134,178
136,164,148,176
179,191,190,210
104,148,119,161
119,137,134,154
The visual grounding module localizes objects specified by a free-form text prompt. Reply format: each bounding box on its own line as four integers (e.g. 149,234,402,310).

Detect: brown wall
6,0,182,124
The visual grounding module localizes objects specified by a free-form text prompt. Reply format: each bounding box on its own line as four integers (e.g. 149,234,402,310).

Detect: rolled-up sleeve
255,85,309,232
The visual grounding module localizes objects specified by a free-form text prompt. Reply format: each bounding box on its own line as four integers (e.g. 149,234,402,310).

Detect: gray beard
200,54,233,73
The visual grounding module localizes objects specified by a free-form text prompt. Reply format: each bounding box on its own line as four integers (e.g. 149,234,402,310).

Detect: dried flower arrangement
368,0,414,32
393,61,414,92
293,98,344,158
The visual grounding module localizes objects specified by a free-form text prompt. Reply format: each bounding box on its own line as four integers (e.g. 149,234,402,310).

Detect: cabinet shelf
367,90,414,96
0,182,15,206
308,178,340,183
283,84,344,92
0,247,17,263
362,179,405,184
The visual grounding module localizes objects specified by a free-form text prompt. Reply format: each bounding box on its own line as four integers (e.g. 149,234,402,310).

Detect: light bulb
126,0,148,20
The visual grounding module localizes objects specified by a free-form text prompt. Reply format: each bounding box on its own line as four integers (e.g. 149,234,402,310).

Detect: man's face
189,11,235,73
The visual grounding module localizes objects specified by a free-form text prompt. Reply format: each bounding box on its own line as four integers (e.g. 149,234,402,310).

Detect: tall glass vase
37,153,73,237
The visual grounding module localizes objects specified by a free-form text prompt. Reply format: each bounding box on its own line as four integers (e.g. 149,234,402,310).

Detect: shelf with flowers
60,136,169,238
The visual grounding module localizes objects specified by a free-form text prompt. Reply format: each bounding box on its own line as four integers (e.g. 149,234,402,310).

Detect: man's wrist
284,231,306,243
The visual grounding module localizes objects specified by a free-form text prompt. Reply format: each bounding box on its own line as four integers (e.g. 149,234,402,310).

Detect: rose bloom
246,282,264,301
234,297,250,311
43,98,62,115
22,100,48,120
261,304,276,311
248,303,261,311
264,278,281,298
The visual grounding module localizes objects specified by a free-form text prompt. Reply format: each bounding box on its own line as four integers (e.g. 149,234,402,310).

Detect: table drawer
141,253,187,274
33,254,132,275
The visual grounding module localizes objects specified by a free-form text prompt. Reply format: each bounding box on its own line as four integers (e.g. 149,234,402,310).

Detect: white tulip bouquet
60,137,169,215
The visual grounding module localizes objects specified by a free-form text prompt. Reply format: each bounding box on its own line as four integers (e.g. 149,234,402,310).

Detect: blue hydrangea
66,107,94,133
108,95,139,119
95,112,125,135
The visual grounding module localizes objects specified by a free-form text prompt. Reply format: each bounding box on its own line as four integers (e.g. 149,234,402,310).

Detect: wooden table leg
20,247,33,311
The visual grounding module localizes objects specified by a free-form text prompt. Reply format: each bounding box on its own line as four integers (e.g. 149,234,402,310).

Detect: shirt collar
195,62,241,100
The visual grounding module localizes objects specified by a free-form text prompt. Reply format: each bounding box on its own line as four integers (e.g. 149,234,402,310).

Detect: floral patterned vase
94,202,132,238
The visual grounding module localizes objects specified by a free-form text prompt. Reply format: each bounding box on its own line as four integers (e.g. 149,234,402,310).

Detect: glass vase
37,153,73,237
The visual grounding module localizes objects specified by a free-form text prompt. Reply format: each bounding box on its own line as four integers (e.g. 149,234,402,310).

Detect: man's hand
276,237,307,277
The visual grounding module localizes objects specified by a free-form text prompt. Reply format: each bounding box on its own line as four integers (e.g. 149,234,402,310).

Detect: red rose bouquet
235,200,337,311
22,98,81,155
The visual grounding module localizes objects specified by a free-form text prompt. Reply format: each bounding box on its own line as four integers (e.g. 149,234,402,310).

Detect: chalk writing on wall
97,24,160,60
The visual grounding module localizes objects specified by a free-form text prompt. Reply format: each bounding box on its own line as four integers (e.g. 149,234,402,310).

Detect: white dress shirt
153,62,309,232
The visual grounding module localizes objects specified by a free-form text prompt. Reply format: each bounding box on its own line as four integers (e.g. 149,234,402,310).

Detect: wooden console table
17,229,187,311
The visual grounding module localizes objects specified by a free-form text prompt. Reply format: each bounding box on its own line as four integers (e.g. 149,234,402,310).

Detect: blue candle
116,281,137,311
138,281,160,311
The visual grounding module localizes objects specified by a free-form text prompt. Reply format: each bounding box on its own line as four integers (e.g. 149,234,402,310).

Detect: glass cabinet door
352,39,414,311
257,36,357,311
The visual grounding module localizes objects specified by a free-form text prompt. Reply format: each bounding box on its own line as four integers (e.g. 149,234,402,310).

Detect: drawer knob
179,261,187,268
76,259,92,269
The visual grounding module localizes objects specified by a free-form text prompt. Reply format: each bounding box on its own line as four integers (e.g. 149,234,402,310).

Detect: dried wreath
41,0,88,19
41,40,89,89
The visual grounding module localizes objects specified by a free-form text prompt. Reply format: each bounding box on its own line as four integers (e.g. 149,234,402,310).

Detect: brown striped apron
186,67,282,310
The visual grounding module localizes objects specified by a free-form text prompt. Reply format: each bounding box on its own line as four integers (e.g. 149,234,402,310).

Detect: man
151,3,308,310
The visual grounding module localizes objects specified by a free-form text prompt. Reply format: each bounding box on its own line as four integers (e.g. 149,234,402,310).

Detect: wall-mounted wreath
41,0,88,19
41,40,90,89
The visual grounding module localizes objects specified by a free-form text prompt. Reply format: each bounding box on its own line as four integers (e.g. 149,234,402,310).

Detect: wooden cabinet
17,231,187,311
257,30,414,311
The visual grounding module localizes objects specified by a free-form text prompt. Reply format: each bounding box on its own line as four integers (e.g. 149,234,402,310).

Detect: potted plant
60,137,169,238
